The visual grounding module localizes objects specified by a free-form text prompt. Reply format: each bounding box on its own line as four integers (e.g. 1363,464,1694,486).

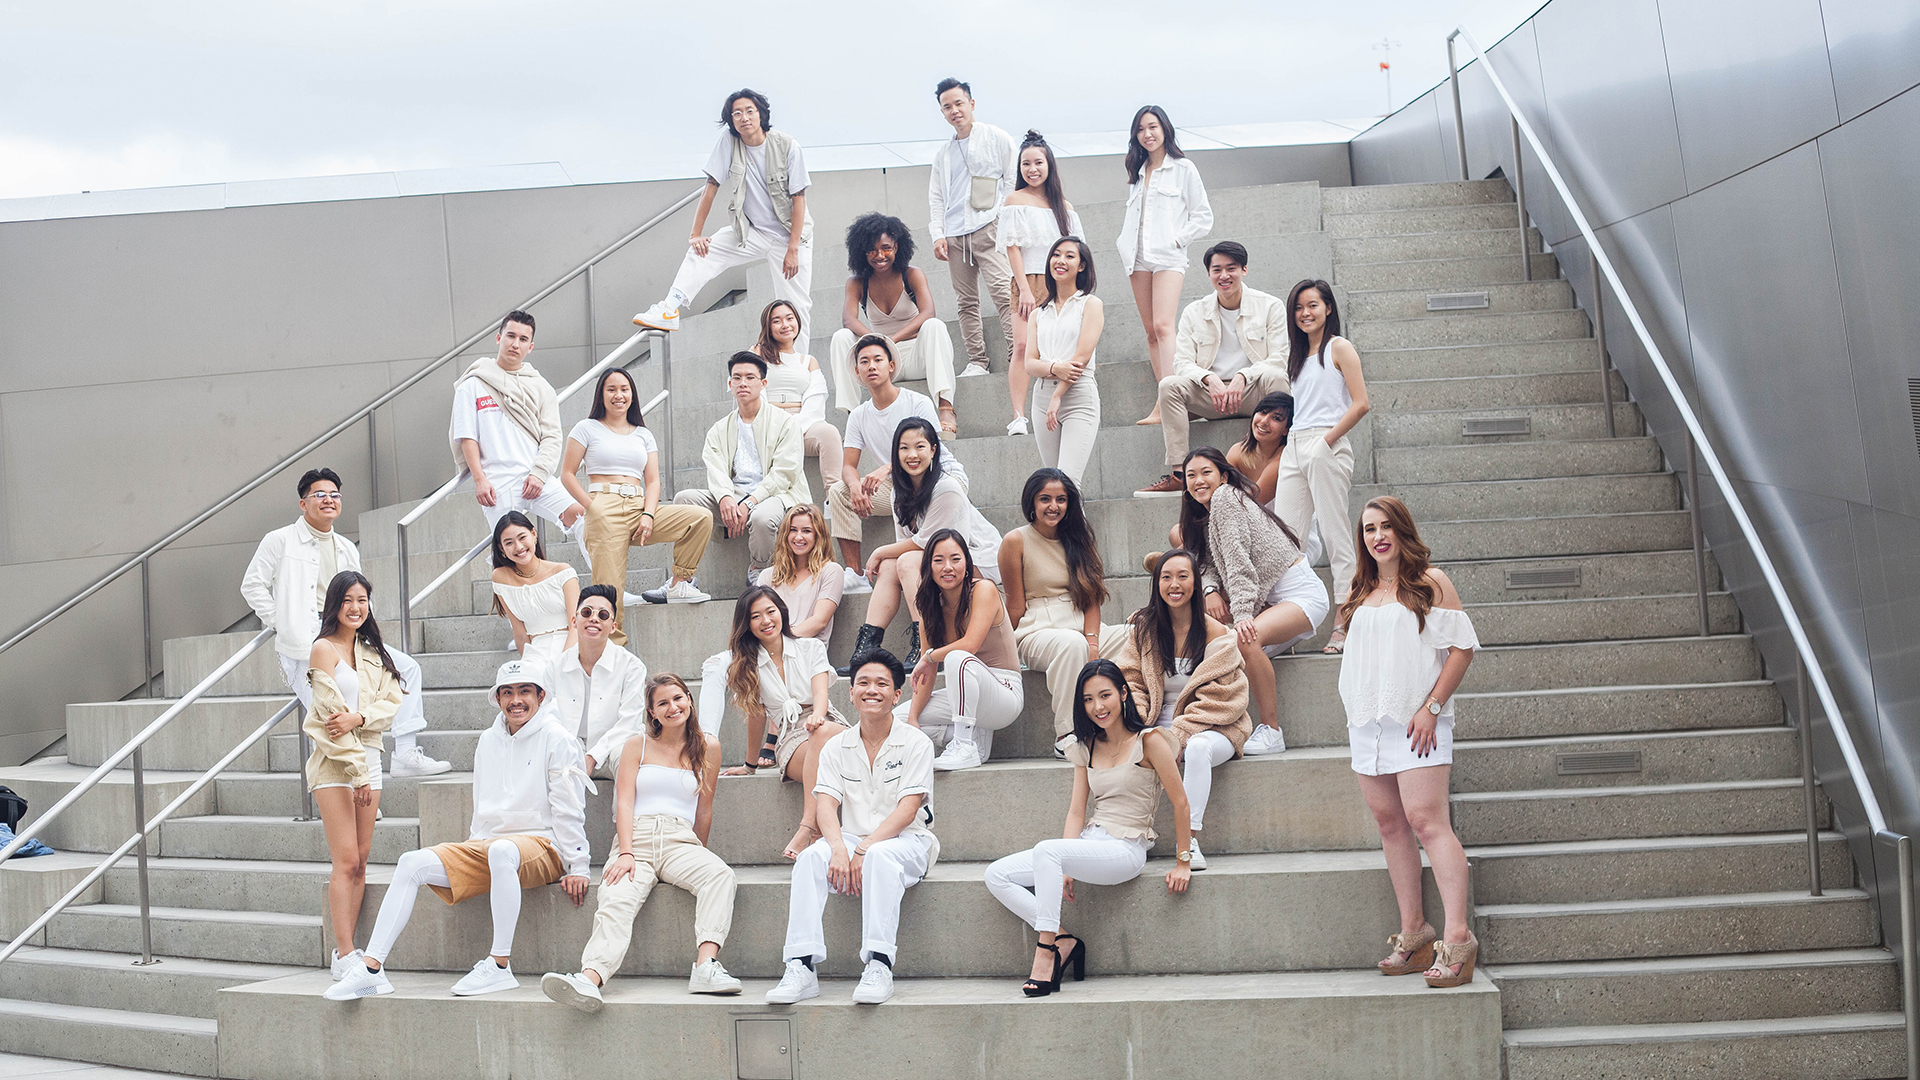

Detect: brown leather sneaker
1135,474,1185,498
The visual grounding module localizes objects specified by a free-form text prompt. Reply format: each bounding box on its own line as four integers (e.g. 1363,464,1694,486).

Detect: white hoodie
469,709,591,879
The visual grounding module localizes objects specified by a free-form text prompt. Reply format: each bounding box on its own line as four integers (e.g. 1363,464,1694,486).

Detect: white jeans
828,323,958,410
1272,430,1356,605
279,647,425,738
1181,729,1235,832
665,226,814,344
366,841,522,962
916,651,1024,762
697,652,732,739
1029,374,1101,485
783,831,932,965
476,469,586,551
983,824,1149,934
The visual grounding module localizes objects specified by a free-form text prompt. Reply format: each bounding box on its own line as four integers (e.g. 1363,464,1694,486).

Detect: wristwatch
1426,698,1443,716
1175,848,1193,864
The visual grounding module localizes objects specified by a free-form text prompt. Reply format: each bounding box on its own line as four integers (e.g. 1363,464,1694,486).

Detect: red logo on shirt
476,395,500,411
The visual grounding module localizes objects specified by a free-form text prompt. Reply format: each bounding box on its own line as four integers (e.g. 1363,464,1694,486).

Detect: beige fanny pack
968,174,998,212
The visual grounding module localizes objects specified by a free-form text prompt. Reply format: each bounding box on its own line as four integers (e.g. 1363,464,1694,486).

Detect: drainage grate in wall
1506,566,1582,590
1464,416,1532,437
1556,750,1643,776
1428,291,1491,311
1909,379,1920,457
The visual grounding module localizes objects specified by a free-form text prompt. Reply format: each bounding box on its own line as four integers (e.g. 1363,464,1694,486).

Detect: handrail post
397,522,412,654
1510,117,1530,281
140,557,155,698
1446,31,1470,181
1798,654,1822,896
367,411,380,509
587,264,599,376
1898,832,1919,1080
131,747,157,966
1591,251,1617,438
659,332,675,493
1686,434,1710,636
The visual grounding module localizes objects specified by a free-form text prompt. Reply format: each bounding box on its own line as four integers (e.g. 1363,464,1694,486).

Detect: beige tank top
865,288,919,340
1068,731,1162,843
1015,524,1072,603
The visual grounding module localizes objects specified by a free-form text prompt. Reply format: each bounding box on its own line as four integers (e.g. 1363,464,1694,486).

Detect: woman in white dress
754,299,842,487
1339,495,1479,989
998,131,1084,437
1116,105,1211,425
1026,238,1104,484
490,510,580,672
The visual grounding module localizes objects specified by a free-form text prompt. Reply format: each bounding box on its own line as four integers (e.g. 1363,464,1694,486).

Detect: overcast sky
2,0,1547,199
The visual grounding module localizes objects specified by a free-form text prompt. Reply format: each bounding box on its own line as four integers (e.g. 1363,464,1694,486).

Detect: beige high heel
1377,925,1438,976
1425,934,1479,988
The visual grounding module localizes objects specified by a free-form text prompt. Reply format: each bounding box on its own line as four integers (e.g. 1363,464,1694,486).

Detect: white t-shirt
567,419,657,478
704,132,809,242
843,388,968,486
733,421,765,496
452,377,539,479
943,135,972,239
1212,303,1250,380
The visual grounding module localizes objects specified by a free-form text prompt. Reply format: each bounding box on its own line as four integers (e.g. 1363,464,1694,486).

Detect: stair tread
1468,829,1844,859
1480,887,1868,918
1455,777,1802,804
1460,679,1774,700
0,996,219,1035
1502,1010,1904,1046
1454,724,1785,751
1485,947,1895,980
2,944,308,980
56,903,320,926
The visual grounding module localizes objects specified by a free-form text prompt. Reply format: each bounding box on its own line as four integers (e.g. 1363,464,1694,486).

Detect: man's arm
459,439,496,507
994,125,1018,203
702,418,734,500
1169,302,1210,385
239,530,283,627
926,143,948,243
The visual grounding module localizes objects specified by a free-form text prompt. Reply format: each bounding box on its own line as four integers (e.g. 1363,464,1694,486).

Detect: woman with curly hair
828,212,958,431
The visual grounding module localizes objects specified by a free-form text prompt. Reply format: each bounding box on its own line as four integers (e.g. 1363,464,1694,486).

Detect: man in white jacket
239,468,450,778
673,353,809,582
327,658,592,1000
449,309,584,545
547,584,649,779
928,78,1017,380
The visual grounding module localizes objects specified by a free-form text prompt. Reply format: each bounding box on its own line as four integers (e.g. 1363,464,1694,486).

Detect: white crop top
568,419,658,478
632,761,702,821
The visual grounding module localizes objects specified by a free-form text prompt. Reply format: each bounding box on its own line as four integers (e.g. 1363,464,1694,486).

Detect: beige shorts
774,707,848,777
425,835,564,905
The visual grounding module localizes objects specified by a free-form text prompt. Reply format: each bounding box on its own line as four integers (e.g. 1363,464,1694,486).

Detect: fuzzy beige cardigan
1114,622,1253,756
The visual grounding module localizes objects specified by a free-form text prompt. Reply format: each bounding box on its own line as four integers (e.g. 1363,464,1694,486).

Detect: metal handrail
0,186,703,675
1446,26,1915,1078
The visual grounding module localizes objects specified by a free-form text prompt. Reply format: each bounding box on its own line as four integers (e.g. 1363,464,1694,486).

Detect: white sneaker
850,959,894,1004
450,957,518,996
649,580,710,604
324,961,393,1000
1005,415,1031,436
389,745,452,778
623,591,647,607
764,959,819,1004
1243,724,1287,756
957,361,991,378
689,958,743,995
1054,733,1075,760
330,948,362,981
1188,838,1208,871
932,738,983,771
541,971,603,1013
632,302,680,331
842,567,873,595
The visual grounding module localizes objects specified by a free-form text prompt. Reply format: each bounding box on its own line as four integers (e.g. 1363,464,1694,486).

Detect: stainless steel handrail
1446,26,1914,1078
0,186,703,671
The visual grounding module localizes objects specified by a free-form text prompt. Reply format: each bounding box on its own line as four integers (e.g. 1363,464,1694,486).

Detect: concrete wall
1350,0,1920,939
0,139,1352,764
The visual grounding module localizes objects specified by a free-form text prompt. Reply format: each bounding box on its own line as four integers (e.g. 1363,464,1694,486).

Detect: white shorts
312,742,385,792
1262,558,1331,657
1132,254,1187,275
1349,713,1454,776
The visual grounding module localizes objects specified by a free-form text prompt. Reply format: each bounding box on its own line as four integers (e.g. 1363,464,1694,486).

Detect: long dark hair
317,571,402,681
1237,391,1295,459
1016,130,1071,238
1285,279,1343,382
890,416,946,533
1071,660,1147,750
1041,237,1096,305
1177,446,1299,583
720,88,773,134
489,511,545,569
755,299,802,368
845,212,917,308
726,586,792,716
1130,550,1207,674
915,529,983,650
1338,496,1440,632
643,673,711,793
1124,105,1185,185
1021,469,1106,612
588,366,644,428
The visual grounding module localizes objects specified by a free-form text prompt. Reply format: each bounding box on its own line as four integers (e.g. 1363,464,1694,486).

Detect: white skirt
1261,558,1331,657
1348,713,1454,776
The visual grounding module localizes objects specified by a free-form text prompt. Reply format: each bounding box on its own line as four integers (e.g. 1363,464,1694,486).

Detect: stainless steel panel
1820,0,1920,122
1658,0,1840,192
1817,87,1920,517
1864,508,1920,835
1669,144,1869,500
1534,0,1688,225
1348,93,1450,186
1592,204,1696,449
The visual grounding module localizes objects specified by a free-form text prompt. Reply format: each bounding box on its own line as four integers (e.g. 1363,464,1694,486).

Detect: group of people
252,75,1479,1009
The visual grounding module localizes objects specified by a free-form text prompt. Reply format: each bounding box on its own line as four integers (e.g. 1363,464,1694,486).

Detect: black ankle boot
904,621,923,668
837,623,885,677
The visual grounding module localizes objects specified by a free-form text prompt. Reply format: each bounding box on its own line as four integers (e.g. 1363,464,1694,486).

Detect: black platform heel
1022,942,1063,997
1056,934,1087,982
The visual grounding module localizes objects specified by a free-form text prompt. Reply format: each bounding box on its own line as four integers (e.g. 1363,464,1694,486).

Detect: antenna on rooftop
1373,38,1402,114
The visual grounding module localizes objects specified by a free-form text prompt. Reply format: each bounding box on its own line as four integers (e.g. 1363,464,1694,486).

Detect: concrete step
1454,680,1781,740
1466,591,1740,645
215,967,1500,1080
1453,778,1822,846
0,996,217,1077
1345,278,1574,320
1364,337,1602,382
1333,225,1544,265
0,759,213,855
1351,309,1590,352
1336,251,1563,291
63,695,297,772
1470,832,1853,906
1371,369,1628,412
1500,1011,1904,1080
1323,179,1514,213
1291,633,1762,700
44,903,321,966
1418,510,1694,561
101,856,330,917
213,770,431,818
1445,549,1722,604
0,944,305,1017
1326,201,1532,238
1488,948,1898,1029
162,633,288,698
1375,436,1660,485
1372,402,1642,448
1352,470,1676,521
1477,888,1877,965
1452,726,1798,794
159,814,418,863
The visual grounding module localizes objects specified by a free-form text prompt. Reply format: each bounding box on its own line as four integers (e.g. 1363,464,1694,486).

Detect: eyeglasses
579,608,615,622
305,491,343,502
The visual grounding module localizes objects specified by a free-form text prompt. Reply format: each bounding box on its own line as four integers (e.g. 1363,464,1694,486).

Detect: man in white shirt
327,658,591,1001
766,649,938,1006
634,89,812,340
546,585,649,779
674,353,810,582
1136,241,1294,496
450,310,585,552
239,468,450,778
928,78,1017,380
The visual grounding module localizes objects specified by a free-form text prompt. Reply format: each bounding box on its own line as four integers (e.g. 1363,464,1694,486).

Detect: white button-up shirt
814,719,939,868
546,644,649,769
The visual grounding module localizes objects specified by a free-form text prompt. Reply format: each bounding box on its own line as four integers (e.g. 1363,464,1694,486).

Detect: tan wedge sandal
1377,926,1438,976
1424,934,1479,988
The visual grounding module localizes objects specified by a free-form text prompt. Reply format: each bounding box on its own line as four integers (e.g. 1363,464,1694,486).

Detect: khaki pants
674,489,791,572
1272,429,1358,605
829,323,958,410
1157,367,1293,467
579,815,737,982
946,221,1014,370
1014,597,1133,737
583,492,711,646
827,475,894,544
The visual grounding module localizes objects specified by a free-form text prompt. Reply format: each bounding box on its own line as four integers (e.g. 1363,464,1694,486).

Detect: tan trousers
579,815,737,982
946,221,1015,370
827,475,894,544
1013,596,1133,737
673,489,792,573
584,492,711,646
829,323,958,410
1157,367,1293,467
1271,429,1358,605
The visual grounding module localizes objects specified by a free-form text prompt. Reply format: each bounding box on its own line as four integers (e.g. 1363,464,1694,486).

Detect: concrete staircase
0,176,1901,1079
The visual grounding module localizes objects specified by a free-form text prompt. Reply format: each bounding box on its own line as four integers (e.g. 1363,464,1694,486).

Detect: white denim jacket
547,644,650,770
1116,156,1213,273
926,121,1018,241
240,521,363,660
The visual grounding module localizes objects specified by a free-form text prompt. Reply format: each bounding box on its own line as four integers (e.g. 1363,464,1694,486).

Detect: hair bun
1022,129,1046,145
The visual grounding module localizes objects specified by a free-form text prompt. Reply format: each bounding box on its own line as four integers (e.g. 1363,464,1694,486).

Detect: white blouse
763,351,828,429
1034,292,1097,376
897,475,1002,583
1337,603,1479,729
998,202,1085,278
